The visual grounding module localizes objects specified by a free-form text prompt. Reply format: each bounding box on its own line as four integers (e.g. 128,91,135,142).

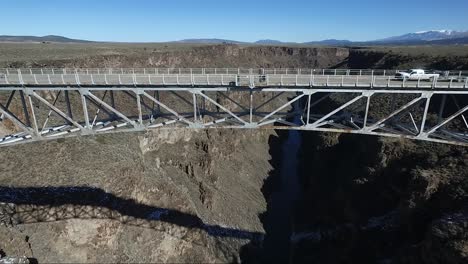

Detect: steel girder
0,86,467,146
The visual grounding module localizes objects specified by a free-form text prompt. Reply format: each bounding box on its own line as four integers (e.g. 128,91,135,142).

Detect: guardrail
1,68,467,77
1,73,467,89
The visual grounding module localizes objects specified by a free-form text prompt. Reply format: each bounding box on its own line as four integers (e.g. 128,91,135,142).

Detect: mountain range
0,35,92,43
378,30,468,42
1,30,468,45
251,30,468,45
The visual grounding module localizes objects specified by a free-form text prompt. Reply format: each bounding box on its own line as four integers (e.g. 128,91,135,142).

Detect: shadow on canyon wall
239,131,282,263
0,186,263,243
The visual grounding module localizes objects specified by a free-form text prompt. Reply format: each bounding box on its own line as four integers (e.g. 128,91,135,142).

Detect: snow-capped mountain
377,30,468,42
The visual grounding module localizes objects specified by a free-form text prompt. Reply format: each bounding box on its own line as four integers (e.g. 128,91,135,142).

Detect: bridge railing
1,72,467,89
1,68,467,78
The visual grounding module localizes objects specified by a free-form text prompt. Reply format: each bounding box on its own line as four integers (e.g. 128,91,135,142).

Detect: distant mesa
1,30,468,45
175,38,245,44
303,39,354,45
254,39,285,44
0,35,93,43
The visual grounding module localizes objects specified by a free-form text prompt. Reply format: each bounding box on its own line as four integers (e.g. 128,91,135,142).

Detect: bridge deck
0,68,467,147
1,68,467,89
1,74,467,89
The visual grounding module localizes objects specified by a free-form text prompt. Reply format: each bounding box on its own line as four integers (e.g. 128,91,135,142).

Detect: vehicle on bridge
395,69,440,81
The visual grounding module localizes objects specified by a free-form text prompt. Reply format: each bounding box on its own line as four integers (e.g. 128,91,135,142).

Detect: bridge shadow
0,186,263,244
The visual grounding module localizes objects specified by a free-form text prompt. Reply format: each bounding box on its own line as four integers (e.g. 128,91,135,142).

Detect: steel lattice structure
0,68,467,146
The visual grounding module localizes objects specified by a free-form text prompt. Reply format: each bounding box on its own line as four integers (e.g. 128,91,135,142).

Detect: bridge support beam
19,91,31,127
22,89,40,138
309,95,363,128
64,90,73,122
196,91,248,126
363,93,371,128
0,102,35,137
142,91,194,127
0,84,467,146
86,91,139,129
79,89,92,132
0,91,16,121
192,92,198,123
258,93,306,126
31,91,84,130
134,89,144,126
419,93,432,136
423,104,468,137
365,96,424,132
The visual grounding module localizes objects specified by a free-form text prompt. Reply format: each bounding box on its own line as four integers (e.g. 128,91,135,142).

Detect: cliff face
1,44,349,69
345,48,468,70
0,129,274,263
294,134,468,263
291,48,468,263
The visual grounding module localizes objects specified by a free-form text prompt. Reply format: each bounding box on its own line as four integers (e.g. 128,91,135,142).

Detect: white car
395,69,440,81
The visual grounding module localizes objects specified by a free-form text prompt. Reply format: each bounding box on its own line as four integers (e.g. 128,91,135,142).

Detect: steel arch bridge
0,68,467,146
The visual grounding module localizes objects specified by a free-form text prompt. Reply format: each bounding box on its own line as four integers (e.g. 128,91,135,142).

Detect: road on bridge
1,68,467,89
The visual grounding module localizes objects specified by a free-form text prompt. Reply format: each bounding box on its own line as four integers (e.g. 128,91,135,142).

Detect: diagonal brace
142,91,194,126
254,92,284,112
259,94,306,124
123,91,155,112
310,95,364,127
365,96,423,132
0,91,16,121
216,91,249,112
86,92,138,128
0,103,34,135
31,91,84,129
197,91,248,125
424,104,468,135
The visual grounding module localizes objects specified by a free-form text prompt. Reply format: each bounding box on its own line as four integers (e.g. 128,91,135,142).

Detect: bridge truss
0,69,467,146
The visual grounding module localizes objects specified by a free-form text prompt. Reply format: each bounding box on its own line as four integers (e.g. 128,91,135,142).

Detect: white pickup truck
395,69,440,81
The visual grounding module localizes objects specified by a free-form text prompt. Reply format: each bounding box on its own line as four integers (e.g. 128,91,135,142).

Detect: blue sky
1,0,467,42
